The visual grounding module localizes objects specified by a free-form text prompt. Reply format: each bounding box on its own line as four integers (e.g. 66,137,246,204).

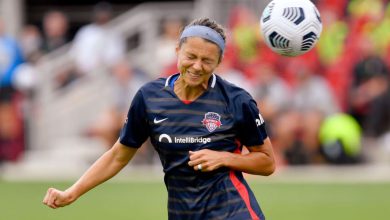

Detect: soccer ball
260,0,322,56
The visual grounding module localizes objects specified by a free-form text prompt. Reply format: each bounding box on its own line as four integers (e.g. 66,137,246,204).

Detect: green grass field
1,180,389,220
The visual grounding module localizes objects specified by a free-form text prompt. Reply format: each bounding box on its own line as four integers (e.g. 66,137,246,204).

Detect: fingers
192,162,208,172
188,157,205,167
188,160,207,171
188,151,200,161
43,188,59,209
188,151,204,167
188,150,208,161
188,150,208,172
44,187,71,209
188,149,227,172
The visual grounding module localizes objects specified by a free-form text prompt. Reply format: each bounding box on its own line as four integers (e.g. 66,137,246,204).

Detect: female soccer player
43,17,275,220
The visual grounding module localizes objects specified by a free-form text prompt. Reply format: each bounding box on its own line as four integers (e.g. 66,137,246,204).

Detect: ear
217,54,224,65
175,42,180,55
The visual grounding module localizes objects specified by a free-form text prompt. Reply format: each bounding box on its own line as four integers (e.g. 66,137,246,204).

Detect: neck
174,76,209,101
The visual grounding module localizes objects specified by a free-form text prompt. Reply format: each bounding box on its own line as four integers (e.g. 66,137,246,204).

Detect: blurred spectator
215,52,255,96
19,25,43,61
275,58,339,165
348,55,389,135
0,19,24,88
316,5,348,66
86,59,148,146
251,62,291,166
364,72,390,138
41,10,69,53
348,0,383,20
70,1,126,75
348,55,388,127
289,59,339,117
85,58,155,164
16,25,41,94
363,72,390,161
251,62,290,122
228,6,261,66
156,16,184,76
12,52,39,96
0,18,25,162
317,0,348,19
0,96,24,162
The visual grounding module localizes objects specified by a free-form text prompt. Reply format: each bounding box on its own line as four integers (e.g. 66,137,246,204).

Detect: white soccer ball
260,0,322,56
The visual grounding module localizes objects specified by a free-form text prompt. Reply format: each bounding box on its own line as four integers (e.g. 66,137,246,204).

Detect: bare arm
43,140,138,209
188,138,275,176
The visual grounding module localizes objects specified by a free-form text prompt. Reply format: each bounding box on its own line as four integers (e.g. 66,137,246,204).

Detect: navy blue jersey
120,73,268,220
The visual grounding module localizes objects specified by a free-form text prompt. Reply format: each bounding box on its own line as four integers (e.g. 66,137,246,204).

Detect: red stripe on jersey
234,139,241,153
182,100,192,104
229,171,260,220
230,139,260,219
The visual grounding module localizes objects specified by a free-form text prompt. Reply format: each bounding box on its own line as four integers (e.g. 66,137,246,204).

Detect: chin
186,77,205,86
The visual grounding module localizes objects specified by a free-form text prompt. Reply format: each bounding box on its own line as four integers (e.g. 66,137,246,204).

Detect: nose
192,60,202,71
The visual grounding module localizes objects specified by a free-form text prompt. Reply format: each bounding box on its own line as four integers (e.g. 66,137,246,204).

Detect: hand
188,149,231,172
42,188,75,209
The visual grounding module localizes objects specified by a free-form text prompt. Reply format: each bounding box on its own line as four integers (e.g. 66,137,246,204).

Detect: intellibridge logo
175,137,211,144
158,134,211,144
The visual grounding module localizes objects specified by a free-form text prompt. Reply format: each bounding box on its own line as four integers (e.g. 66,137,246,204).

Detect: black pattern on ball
269,31,290,49
301,32,317,51
282,7,305,25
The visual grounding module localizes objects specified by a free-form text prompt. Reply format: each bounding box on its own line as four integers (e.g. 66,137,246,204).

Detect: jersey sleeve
236,98,268,147
119,90,149,148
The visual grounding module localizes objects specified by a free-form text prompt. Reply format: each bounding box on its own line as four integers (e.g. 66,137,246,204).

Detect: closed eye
203,59,213,64
186,54,196,59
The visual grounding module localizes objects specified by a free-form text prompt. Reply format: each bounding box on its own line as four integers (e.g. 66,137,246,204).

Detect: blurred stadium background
1,0,390,219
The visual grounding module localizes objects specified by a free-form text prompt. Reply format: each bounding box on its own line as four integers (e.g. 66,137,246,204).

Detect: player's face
176,37,220,87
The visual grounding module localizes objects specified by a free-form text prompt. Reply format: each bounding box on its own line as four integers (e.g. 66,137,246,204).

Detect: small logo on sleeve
202,112,222,132
255,114,265,126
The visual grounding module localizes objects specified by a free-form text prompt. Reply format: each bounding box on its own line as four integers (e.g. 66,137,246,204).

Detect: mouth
186,70,202,79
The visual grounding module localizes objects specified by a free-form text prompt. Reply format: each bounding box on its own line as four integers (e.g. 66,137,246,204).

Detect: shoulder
128,77,167,108
138,76,168,95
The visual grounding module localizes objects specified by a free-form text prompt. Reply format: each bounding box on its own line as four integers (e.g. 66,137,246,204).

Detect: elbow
262,162,276,176
259,158,276,176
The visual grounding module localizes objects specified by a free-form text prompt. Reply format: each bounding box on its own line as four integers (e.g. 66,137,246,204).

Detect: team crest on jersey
202,112,222,132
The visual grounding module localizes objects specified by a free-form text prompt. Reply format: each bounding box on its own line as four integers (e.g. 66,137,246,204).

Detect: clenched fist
42,188,75,209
